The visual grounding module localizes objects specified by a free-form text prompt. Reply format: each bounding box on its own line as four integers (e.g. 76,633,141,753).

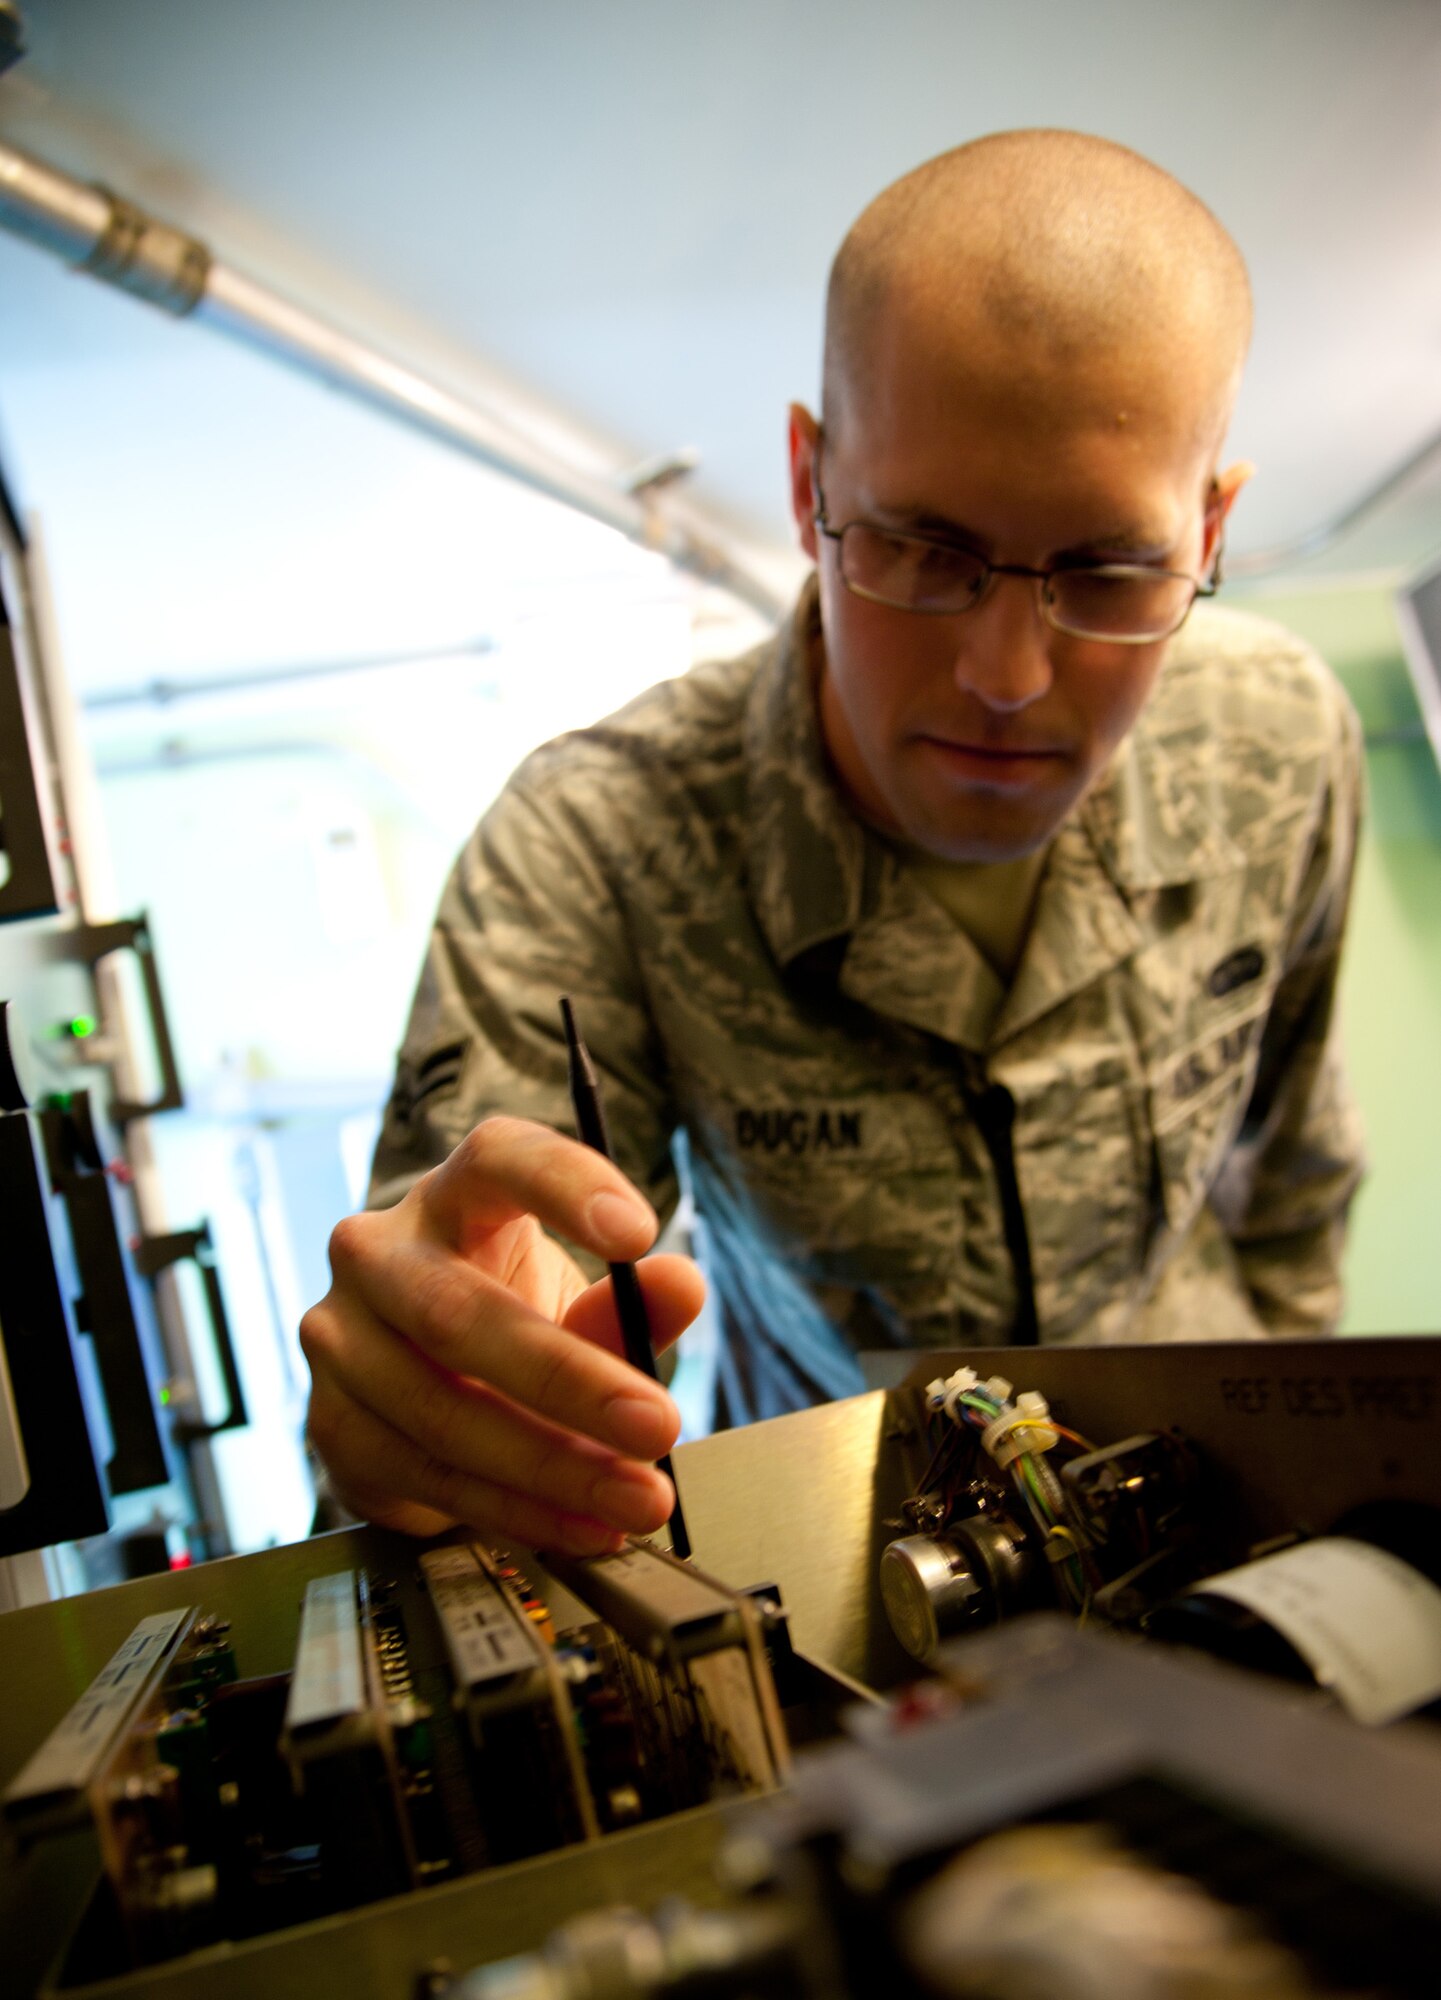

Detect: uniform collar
744,588,1246,1036
1080,644,1248,893
743,576,868,964
990,655,1247,1042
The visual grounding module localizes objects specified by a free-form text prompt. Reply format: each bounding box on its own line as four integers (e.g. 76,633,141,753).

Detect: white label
4,1609,191,1813
1197,1537,1441,1726
421,1547,538,1688
285,1571,363,1733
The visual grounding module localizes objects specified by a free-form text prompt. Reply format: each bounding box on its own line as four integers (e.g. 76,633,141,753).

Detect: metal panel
672,1389,914,1688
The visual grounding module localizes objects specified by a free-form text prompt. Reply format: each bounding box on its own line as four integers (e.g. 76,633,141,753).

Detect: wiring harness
922,1369,1104,1616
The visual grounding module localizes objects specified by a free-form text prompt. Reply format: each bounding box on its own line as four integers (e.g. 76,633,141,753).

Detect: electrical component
879,1516,1033,1664
3,1606,240,1963
5,1335,1439,1998
544,1539,790,1806
881,1372,1210,1659
4,1536,798,1982
1148,1502,1441,1725
438,1618,1441,2000
879,1369,1107,1660
421,1543,597,1861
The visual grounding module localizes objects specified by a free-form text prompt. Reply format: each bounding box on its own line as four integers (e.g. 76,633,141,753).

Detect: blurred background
1,0,1439,1562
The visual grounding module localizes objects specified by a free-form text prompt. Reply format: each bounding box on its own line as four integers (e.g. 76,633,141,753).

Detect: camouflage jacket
372,582,1366,1422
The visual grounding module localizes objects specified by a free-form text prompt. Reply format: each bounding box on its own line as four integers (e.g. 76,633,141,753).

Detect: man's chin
891,795,1072,866
909,832,1052,866
879,747,1084,863
839,747,1082,863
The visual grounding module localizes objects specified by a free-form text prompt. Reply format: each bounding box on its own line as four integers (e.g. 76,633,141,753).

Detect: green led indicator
159,1386,171,1406
69,1015,98,1040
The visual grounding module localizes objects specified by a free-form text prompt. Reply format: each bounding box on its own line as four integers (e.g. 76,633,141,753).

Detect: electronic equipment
452,1616,1441,2000
0,1526,850,1998
0,464,247,1584
875,1356,1441,1725
1,1336,1438,1999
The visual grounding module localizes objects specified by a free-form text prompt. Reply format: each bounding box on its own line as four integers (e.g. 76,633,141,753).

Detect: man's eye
863,533,941,589
1051,566,1194,635
877,535,980,584
845,525,986,607
912,540,967,575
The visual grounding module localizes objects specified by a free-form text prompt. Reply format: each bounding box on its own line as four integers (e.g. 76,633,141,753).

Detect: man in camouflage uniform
303,131,1365,1549
369,578,1362,1426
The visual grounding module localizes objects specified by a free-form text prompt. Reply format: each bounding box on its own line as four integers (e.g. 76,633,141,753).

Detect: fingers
309,1388,634,1558
306,1116,687,1549
305,1287,676,1533
563,1254,707,1360
326,1225,680,1458
419,1116,658,1264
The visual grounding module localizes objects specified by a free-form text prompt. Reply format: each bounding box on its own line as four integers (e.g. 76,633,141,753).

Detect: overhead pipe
15,137,1431,600
1227,418,1441,579
0,137,789,621
80,634,497,712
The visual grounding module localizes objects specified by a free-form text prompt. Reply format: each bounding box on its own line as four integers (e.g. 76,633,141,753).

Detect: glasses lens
1048,567,1195,641
842,525,988,613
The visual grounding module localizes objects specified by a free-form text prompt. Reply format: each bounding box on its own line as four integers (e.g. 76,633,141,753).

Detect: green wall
1231,583,1441,1335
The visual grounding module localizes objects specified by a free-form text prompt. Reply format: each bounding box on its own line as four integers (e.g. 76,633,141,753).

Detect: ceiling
2,0,1440,689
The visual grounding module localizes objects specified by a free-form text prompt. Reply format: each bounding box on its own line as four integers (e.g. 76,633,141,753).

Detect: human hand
301,1115,704,1555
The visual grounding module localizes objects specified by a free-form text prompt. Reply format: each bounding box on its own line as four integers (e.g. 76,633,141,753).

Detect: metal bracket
132,1222,248,1441
38,1092,169,1494
71,913,184,1122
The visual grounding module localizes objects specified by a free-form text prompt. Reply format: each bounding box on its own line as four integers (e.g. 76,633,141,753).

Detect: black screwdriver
560,997,692,1560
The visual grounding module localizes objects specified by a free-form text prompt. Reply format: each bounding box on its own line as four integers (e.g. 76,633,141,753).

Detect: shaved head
824,130,1252,455
794,130,1259,866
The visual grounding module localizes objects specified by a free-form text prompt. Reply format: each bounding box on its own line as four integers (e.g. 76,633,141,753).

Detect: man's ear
1204,458,1255,568
788,403,822,562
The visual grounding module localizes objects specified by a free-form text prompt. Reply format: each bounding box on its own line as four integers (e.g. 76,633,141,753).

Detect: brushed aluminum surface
671,1390,913,1687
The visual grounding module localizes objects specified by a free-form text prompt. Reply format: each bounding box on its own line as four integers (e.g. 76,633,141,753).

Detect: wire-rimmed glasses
813,459,1220,644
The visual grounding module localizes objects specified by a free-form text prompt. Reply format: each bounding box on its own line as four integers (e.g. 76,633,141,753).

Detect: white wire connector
926,1367,979,1423
981,1390,1058,1469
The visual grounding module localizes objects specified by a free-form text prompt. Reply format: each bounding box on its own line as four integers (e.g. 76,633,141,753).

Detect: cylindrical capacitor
880,1516,1032,1664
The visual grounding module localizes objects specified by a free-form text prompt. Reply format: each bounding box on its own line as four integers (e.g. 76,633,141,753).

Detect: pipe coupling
79,188,211,315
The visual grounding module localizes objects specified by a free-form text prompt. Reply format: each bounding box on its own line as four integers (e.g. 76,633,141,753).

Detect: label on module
1196,1536,1441,1726
4,1608,192,1820
421,1547,541,1690
285,1571,364,1735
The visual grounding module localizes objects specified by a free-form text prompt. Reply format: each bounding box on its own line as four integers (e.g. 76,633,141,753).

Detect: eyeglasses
812,458,1221,645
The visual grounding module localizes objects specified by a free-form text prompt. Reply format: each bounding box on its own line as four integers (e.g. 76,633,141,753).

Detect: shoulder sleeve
368,767,679,1235
1209,669,1368,1334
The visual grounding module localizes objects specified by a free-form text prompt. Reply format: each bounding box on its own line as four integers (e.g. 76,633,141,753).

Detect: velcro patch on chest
1149,1010,1265,1135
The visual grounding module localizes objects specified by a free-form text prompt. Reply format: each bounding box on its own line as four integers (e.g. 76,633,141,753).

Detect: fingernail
604,1393,678,1456
592,1473,671,1533
588,1189,650,1248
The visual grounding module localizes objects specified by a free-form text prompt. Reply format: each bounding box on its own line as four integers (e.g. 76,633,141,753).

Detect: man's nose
950,575,1055,712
